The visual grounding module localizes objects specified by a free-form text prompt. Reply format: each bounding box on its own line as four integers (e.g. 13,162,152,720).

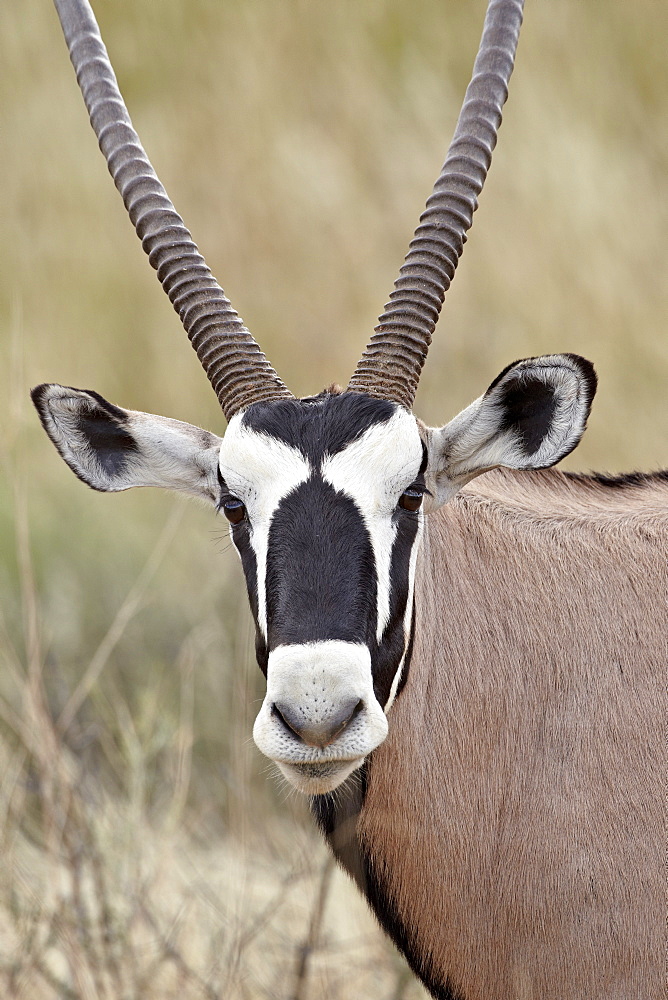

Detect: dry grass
1,0,666,996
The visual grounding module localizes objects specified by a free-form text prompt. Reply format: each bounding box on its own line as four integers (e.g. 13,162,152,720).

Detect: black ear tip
560,354,598,418
30,383,53,423
563,353,597,385
485,354,598,404
30,383,49,405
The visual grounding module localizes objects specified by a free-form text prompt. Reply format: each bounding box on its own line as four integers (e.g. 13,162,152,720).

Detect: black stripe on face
231,518,267,673
219,470,267,673
396,599,416,700
370,441,425,707
370,507,421,707
237,520,267,672
265,477,377,648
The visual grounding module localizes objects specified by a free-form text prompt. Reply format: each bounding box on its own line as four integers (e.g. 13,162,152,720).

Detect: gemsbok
32,0,664,997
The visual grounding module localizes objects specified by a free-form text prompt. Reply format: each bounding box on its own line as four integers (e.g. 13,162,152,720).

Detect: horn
348,0,524,409
53,0,293,419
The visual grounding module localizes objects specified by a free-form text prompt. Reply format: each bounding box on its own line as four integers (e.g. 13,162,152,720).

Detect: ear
426,354,597,506
31,384,223,506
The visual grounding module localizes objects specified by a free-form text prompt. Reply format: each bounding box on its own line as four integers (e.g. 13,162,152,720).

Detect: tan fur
358,468,666,1000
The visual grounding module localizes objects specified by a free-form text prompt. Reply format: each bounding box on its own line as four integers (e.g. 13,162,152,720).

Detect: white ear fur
425,354,596,508
31,384,223,505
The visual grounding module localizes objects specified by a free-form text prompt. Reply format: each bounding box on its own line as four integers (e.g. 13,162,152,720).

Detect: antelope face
219,392,425,794
33,355,595,794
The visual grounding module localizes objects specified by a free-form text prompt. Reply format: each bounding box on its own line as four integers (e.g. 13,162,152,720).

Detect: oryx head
33,0,595,794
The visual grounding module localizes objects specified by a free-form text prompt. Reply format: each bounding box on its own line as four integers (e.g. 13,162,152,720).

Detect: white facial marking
218,413,310,636
321,408,423,642
253,640,389,793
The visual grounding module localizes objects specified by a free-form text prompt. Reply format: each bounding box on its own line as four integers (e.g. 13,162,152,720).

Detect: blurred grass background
1,0,666,996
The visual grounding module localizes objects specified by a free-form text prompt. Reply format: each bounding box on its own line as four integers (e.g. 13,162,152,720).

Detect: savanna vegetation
1,1,666,996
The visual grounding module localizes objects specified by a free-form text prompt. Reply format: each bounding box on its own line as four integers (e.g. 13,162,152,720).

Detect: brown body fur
357,468,666,1000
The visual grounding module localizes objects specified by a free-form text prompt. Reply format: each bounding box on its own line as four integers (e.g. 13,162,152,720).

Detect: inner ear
486,354,597,469
75,395,140,478
494,369,559,456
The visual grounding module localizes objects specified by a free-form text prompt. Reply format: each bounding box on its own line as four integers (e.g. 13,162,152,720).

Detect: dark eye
398,488,424,513
221,497,246,524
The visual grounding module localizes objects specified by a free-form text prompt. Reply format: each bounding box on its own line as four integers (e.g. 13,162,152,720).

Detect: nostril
272,702,299,739
272,698,363,749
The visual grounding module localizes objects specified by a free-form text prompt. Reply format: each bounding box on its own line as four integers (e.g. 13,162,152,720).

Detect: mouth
277,758,364,795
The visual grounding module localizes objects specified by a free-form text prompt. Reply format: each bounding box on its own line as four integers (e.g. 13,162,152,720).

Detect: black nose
272,698,363,749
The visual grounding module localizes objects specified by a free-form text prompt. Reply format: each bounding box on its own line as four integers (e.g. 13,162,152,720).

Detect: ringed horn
348,0,525,410
53,0,293,419
56,0,523,417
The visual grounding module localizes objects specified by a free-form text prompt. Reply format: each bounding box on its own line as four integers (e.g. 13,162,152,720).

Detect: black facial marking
370,508,420,706
388,598,415,698
265,477,377,648
216,468,232,514
228,516,266,672
396,600,416,699
418,439,428,476
242,391,396,460
216,470,268,666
